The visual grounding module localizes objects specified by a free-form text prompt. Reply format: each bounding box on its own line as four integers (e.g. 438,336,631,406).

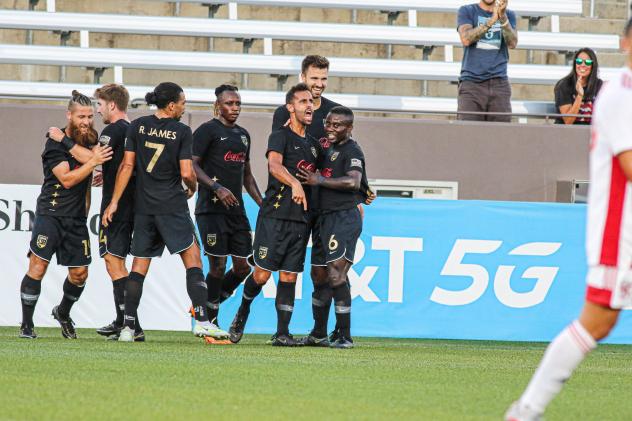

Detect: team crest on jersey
311,146,317,158
98,135,111,146
241,135,249,147
330,152,340,162
36,235,48,249
258,246,268,259
206,234,217,247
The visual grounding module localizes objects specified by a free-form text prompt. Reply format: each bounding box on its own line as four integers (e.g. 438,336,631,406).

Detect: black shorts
196,213,252,258
312,207,362,264
251,216,310,273
131,212,197,258
99,220,133,258
28,214,92,267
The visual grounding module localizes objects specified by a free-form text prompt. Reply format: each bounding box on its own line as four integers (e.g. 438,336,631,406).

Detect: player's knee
279,271,298,283
210,263,226,278
590,319,617,341
253,268,271,285
28,257,48,279
311,266,328,286
104,255,127,279
327,266,346,287
68,267,88,285
232,261,251,279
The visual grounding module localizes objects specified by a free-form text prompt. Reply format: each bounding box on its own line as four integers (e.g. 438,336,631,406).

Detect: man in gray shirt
457,0,518,122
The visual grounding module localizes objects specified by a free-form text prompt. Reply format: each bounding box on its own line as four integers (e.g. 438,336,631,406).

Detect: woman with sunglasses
554,48,603,125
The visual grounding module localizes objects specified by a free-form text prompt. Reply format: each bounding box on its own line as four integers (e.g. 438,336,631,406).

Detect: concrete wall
0,104,589,202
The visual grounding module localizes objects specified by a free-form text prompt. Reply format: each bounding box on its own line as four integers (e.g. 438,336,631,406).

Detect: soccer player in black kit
192,84,262,336
228,83,320,346
297,106,369,348
103,82,226,342
18,91,112,339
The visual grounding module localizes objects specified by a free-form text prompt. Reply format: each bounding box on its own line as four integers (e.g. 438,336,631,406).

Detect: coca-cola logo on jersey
319,137,331,150
224,151,246,163
320,168,333,178
297,160,316,172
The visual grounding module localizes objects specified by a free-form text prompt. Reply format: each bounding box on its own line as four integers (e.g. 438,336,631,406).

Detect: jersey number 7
145,141,165,173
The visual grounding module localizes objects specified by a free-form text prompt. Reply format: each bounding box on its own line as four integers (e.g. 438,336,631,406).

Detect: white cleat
505,401,544,421
192,321,229,339
118,326,134,342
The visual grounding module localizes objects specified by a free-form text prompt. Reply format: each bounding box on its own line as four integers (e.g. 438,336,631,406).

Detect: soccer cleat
118,326,134,342
96,321,122,337
271,333,303,347
192,320,230,339
19,324,37,339
299,333,330,347
328,328,340,343
107,328,145,342
228,310,249,344
330,336,354,349
51,305,77,339
504,401,543,421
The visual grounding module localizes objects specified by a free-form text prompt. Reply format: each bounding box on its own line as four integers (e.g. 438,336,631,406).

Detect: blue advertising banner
210,198,632,344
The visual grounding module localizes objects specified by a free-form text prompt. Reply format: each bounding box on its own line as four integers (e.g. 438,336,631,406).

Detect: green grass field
1,327,631,420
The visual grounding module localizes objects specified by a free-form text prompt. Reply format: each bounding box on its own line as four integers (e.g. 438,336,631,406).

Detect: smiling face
575,52,593,79
301,66,328,100
324,113,353,144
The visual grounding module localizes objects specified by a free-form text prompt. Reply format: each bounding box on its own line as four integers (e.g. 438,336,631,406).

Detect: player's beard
69,121,98,147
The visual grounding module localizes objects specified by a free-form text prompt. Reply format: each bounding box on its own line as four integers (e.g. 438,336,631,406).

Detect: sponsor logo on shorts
351,158,363,168
258,246,268,259
98,135,111,146
36,234,48,249
311,146,317,158
207,234,217,247
330,152,339,161
241,135,249,147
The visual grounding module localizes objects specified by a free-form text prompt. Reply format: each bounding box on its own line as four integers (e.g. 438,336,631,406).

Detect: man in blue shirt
457,0,518,122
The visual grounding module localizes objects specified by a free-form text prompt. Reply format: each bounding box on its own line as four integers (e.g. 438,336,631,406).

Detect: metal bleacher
0,10,620,54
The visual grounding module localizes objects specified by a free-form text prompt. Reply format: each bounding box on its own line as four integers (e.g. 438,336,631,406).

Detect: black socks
333,283,351,339
275,281,296,336
20,275,41,327
205,273,222,323
186,267,208,322
58,277,85,319
238,273,262,314
311,283,333,338
124,271,145,330
112,276,127,326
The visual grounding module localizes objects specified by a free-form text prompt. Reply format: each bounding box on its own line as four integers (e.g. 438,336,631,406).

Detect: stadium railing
0,80,556,117
0,44,620,86
148,0,583,17
0,10,619,55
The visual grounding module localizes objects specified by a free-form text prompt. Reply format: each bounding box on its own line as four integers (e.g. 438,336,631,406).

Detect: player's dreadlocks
67,90,92,110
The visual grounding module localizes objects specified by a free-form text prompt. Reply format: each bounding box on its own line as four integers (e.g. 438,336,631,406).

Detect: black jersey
124,115,193,215
99,119,134,222
192,119,251,216
272,96,340,142
318,139,367,211
36,136,91,218
260,126,322,223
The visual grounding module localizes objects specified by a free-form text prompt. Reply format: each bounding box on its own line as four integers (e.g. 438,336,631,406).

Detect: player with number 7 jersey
102,82,228,342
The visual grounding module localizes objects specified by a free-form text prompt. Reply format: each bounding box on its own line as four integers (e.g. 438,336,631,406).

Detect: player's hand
576,76,585,97
92,169,103,187
47,127,65,142
296,168,320,186
216,186,239,209
497,0,508,17
184,187,195,199
102,202,118,227
365,190,377,205
291,182,308,211
89,144,113,167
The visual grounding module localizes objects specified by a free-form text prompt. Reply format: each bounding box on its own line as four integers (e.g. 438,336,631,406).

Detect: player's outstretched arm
47,127,94,164
243,162,263,206
103,151,134,226
268,151,307,210
297,168,361,192
51,144,112,189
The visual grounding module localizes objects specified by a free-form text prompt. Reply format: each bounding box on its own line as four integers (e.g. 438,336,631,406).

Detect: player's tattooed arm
47,127,94,164
500,19,518,48
243,162,263,207
192,155,237,207
102,151,134,226
180,159,198,199
268,151,307,210
297,168,362,192
51,144,112,189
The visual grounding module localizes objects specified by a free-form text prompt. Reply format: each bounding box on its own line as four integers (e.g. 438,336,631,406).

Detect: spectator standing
457,0,518,122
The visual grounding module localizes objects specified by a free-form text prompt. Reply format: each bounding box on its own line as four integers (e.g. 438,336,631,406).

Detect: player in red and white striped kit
506,18,632,421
